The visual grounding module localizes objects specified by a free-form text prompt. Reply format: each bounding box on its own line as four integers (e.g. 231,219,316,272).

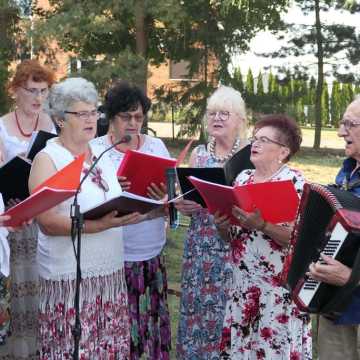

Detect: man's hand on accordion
308,253,352,287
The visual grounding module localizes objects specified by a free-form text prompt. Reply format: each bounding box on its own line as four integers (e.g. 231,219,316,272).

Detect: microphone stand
71,135,131,359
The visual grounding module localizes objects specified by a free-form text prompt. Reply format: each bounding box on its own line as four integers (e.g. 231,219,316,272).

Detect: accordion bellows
284,183,360,318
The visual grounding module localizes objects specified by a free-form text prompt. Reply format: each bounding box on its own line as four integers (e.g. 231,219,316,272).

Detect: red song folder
117,150,177,197
2,154,85,227
188,176,300,224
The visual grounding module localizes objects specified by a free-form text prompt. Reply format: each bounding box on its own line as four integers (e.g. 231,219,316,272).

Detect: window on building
169,60,198,81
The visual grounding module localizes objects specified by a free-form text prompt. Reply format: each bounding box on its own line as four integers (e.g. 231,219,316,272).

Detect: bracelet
258,220,267,232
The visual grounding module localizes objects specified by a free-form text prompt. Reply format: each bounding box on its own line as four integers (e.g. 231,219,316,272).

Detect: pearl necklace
208,137,241,163
252,164,287,183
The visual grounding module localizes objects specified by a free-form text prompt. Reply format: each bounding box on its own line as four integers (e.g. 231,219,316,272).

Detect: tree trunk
134,0,149,131
314,0,323,149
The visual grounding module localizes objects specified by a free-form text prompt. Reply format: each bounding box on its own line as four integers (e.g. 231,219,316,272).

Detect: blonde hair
205,85,247,139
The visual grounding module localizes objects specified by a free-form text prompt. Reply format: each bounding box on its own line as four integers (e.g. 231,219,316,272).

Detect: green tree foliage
0,0,19,113
355,83,360,96
330,80,341,126
256,71,264,96
262,0,360,148
33,0,289,139
321,80,330,125
231,67,244,94
339,82,354,117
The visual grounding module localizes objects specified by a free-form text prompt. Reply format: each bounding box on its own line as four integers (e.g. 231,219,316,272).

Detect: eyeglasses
116,113,145,123
339,119,360,130
249,135,286,147
21,86,48,97
206,110,231,122
64,110,100,120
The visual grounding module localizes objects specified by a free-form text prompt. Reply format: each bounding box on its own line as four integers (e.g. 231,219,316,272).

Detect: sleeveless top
37,139,124,280
0,194,9,277
91,134,169,261
0,117,56,162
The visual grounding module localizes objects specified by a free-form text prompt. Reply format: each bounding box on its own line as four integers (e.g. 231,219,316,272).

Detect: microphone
166,167,179,229
71,133,131,360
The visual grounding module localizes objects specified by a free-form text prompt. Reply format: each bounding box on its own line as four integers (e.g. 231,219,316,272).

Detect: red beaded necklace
110,134,141,152
15,110,39,138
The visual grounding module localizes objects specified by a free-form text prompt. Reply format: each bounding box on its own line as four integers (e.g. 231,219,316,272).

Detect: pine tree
246,68,254,96
321,80,330,126
330,81,341,127
244,68,256,113
256,71,264,96
232,67,244,94
355,83,360,96
341,83,354,116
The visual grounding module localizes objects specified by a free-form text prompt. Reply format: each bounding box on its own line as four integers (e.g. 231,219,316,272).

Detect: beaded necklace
208,137,241,163
15,110,39,138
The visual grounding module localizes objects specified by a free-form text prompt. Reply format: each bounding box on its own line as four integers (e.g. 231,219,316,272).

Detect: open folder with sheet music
0,130,56,204
176,144,254,207
2,154,84,227
117,150,177,197
82,191,167,220
188,176,300,224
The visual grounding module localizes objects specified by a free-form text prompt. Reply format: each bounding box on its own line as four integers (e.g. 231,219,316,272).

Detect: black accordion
284,182,360,318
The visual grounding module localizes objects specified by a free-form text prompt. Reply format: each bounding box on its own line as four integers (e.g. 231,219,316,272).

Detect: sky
232,1,360,83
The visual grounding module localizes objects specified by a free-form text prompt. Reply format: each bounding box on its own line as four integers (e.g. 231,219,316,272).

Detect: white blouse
0,194,9,277
91,134,168,262
0,117,56,162
37,138,124,280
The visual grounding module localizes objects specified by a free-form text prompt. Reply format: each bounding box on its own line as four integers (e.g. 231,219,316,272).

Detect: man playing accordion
310,97,360,360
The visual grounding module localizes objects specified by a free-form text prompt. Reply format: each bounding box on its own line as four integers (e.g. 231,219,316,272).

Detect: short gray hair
205,85,247,138
49,77,98,120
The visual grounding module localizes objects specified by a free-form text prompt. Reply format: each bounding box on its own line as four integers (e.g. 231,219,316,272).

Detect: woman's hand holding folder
174,199,202,216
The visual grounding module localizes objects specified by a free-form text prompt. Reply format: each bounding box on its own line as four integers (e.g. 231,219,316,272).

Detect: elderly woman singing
215,114,312,359
28,77,142,359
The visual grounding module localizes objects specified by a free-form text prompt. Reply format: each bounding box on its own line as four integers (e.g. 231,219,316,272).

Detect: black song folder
0,156,31,205
176,144,254,207
26,130,57,161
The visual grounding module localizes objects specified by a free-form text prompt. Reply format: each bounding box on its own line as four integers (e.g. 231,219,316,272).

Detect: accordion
284,182,360,318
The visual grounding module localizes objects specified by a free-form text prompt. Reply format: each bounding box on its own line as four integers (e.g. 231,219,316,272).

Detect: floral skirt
0,274,10,346
125,254,171,360
0,224,39,359
38,269,130,360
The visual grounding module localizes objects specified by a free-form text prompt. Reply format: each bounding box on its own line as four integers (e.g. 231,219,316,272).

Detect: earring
278,159,282,164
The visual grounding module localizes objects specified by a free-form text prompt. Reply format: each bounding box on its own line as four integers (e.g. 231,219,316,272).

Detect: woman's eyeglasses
64,110,100,120
116,113,145,123
21,87,49,97
249,135,286,147
206,110,231,122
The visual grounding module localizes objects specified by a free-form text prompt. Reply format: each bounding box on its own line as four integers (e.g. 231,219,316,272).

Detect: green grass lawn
163,127,346,359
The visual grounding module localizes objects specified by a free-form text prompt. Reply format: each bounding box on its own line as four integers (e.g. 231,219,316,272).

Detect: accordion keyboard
298,222,349,307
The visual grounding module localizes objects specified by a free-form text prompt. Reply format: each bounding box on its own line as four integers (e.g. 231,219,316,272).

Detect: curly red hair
8,59,55,94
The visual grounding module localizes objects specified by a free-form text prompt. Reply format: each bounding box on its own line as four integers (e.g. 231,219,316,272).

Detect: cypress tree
321,80,330,126
330,81,341,127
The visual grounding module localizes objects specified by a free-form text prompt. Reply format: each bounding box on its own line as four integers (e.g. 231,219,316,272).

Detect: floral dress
220,166,312,360
176,144,233,360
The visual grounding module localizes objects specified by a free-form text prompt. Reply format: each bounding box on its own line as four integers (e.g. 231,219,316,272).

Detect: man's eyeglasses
339,119,360,130
206,110,231,122
64,110,100,120
21,86,48,97
116,113,145,123
249,135,286,147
